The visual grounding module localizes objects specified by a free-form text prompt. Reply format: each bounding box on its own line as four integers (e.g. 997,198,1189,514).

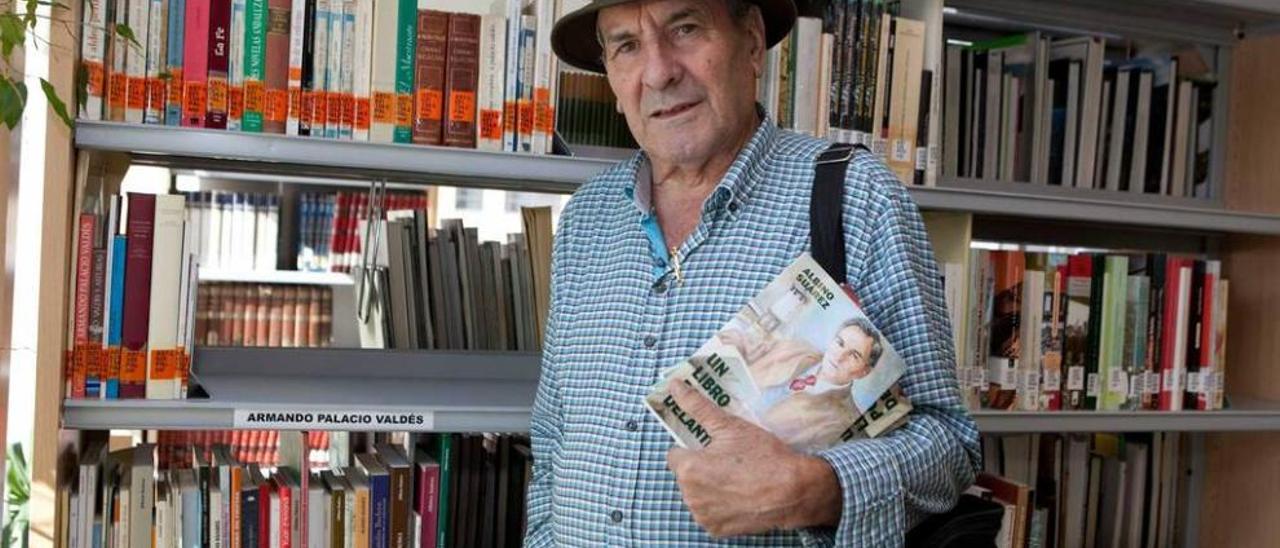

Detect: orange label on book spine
105,347,122,379
355,98,371,129
448,90,476,123
517,98,534,134
119,349,146,382
85,62,105,95
341,93,355,126
266,89,288,123
183,83,207,118
84,345,101,381
416,89,443,121
288,87,303,118
300,90,315,125
127,76,147,108
312,92,328,126
244,81,266,114
503,101,517,132
373,92,396,124
208,78,229,112
229,86,245,119
150,349,179,380
147,78,167,111
109,73,128,106
395,93,413,126
479,109,502,139
167,69,184,104
288,67,302,81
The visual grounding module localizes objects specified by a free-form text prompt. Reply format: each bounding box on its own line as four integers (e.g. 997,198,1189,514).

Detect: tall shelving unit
13,0,1280,546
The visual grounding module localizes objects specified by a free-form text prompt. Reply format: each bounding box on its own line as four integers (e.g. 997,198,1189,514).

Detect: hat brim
551,0,798,74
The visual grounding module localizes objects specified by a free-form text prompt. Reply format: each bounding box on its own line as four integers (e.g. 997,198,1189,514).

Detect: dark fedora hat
551,0,797,74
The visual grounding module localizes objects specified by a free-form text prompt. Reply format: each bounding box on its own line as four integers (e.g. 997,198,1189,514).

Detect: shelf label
233,409,434,431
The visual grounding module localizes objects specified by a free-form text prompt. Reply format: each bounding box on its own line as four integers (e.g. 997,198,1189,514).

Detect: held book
645,253,912,453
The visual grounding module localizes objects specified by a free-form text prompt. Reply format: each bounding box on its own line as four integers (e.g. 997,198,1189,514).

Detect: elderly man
527,0,981,545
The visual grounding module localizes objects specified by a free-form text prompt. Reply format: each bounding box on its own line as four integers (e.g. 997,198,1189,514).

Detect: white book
368,0,397,142
476,14,508,151
816,33,834,138
255,195,270,271
1129,71,1153,192
999,74,1016,182
109,0,129,121
1165,266,1193,410
129,446,155,548
241,194,257,272
790,17,823,137
351,0,375,141
125,0,151,122
1106,69,1132,191
1062,61,1081,186
210,482,224,548
219,194,234,270
983,52,1003,177
502,0,523,151
308,479,327,548
340,0,357,139
530,0,557,153
144,0,168,124
268,490,281,548
518,14,537,152
312,0,332,138
266,195,279,270
1019,270,1044,411
81,0,109,120
206,192,222,270
287,0,310,135
327,0,346,139
230,0,247,131
145,194,186,399
898,0,944,185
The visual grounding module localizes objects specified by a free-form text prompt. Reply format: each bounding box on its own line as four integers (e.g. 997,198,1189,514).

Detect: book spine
517,16,535,152
476,14,506,151
279,483,292,548
389,465,408,548
339,0,357,139
81,0,108,120
1064,254,1092,410
165,0,186,125
532,0,556,154
146,194,187,399
982,250,1022,410
298,0,316,136
144,0,168,124
370,475,388,548
310,0,330,137
1159,258,1187,410
263,0,292,133
71,213,96,398
501,0,520,151
105,235,127,399
1083,253,1106,410
1098,256,1130,411
324,0,345,139
418,464,439,548
120,194,156,399
351,0,374,141
230,0,247,130
107,0,130,121
1143,254,1167,410
207,0,232,128
87,239,108,398
443,13,480,148
392,0,417,143
243,0,269,131
287,0,309,135
181,0,210,129
242,488,259,548
125,0,152,123
412,9,447,145
1201,262,1222,409
368,0,398,142
1185,260,1207,409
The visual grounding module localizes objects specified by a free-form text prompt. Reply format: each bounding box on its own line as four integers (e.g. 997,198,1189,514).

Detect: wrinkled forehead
596,0,727,37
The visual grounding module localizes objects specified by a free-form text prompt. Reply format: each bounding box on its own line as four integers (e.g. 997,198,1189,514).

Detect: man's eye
614,41,638,56
673,23,697,37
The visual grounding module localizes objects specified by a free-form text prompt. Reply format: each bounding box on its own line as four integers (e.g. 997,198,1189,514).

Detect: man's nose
640,37,684,91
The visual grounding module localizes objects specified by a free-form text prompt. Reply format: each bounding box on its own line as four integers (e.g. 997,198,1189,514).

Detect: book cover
1143,254,1167,410
1062,255,1092,410
646,254,912,451
207,0,232,128
984,250,1024,410
262,0,292,133
165,0,186,125
443,12,480,148
1184,260,1206,407
1097,255,1130,411
501,0,521,151
230,0,247,130
531,0,556,153
1210,279,1229,410
517,15,535,152
375,443,411,548
104,234,127,399
886,17,925,183
414,450,441,548
412,8,448,145
143,0,168,125
124,0,151,123
339,0,357,139
351,0,374,140
476,14,506,151
1016,268,1044,411
1083,254,1106,410
1158,257,1192,410
310,0,331,137
1039,260,1068,410
81,0,109,120
72,212,96,398
145,194,186,399
107,0,130,121
355,453,390,548
120,194,156,399
286,0,309,134
1124,274,1150,411
323,0,345,138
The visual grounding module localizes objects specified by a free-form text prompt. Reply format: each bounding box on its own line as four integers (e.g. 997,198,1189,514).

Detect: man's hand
665,381,844,537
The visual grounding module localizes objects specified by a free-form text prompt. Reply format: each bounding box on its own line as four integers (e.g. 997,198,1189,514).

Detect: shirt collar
623,104,778,215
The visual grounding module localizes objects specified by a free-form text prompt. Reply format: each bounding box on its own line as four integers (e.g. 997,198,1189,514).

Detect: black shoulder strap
810,142,866,283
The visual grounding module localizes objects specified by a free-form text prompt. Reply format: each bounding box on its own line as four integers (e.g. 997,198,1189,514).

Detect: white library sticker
232,409,434,431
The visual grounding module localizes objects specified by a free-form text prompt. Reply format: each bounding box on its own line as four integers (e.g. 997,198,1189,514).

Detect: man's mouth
650,100,701,119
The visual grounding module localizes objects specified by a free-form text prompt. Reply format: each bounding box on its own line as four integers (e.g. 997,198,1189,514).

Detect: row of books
68,191,199,401
79,0,564,153
554,70,636,150
763,3,941,186
358,208,552,352
195,283,334,348
155,430,332,470
942,250,1229,412
942,34,1216,198
296,191,430,273
184,191,281,273
67,433,531,548
977,432,1192,548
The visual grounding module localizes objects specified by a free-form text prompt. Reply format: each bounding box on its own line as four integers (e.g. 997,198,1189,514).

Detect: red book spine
244,284,260,346
293,287,308,347
258,480,273,548
418,462,440,548
443,13,480,148
1159,257,1188,411
278,478,292,548
412,10,448,145
255,286,270,345
307,287,320,348
207,0,232,128
264,0,292,133
280,286,295,347
71,213,96,398
183,0,211,126
231,284,246,346
120,193,156,399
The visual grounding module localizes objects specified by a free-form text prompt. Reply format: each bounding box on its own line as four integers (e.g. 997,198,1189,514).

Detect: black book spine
913,70,933,185
1184,259,1206,408
1083,253,1106,409
1145,253,1167,410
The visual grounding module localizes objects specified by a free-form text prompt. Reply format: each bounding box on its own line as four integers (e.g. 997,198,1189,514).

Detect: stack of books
195,283,334,348
184,191,281,273
295,190,430,273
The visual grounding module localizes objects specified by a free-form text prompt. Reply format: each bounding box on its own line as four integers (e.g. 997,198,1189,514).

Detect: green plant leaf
0,13,27,58
114,23,140,49
40,78,72,128
0,77,29,129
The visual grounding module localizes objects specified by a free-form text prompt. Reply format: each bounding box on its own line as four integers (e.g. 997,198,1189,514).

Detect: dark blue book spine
242,488,259,548
371,473,390,548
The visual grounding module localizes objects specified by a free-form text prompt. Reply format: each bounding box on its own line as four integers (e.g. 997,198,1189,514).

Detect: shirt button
653,281,668,295
644,335,657,348
625,420,639,431
728,201,740,213
610,510,624,523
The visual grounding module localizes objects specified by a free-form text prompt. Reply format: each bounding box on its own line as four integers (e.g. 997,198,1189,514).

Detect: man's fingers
670,380,734,432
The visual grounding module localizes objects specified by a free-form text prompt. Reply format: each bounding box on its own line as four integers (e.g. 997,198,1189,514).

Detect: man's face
819,324,874,385
596,0,765,166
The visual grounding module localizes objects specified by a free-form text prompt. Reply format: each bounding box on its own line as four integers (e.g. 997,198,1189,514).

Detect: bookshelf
197,268,355,286
13,0,1280,546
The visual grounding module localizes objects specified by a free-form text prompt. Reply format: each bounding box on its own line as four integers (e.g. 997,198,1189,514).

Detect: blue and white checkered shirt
525,116,982,547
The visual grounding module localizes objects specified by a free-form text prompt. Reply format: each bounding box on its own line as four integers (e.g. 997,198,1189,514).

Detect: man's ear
745,5,767,78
